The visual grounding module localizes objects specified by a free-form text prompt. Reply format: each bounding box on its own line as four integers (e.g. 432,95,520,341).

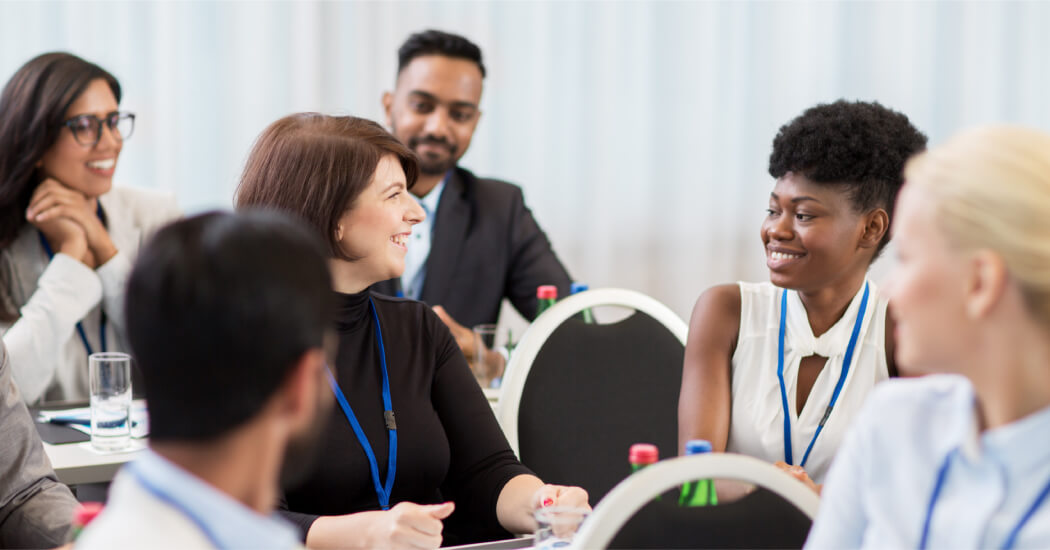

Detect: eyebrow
770,192,823,204
407,90,478,111
380,181,405,194
68,110,120,120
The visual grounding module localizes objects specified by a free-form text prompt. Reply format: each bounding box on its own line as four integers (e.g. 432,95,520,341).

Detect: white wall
3,0,1049,321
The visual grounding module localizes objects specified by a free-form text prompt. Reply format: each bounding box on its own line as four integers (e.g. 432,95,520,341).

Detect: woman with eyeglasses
0,52,180,404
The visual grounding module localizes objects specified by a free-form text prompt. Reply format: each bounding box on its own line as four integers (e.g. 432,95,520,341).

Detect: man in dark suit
374,29,572,356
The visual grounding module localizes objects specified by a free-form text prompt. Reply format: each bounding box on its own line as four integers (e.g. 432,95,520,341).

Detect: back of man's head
398,29,486,78
125,210,332,442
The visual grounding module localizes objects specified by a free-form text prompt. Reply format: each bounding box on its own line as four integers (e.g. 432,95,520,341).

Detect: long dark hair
0,52,121,320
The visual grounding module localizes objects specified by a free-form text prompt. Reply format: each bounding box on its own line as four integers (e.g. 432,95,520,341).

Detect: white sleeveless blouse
726,280,889,483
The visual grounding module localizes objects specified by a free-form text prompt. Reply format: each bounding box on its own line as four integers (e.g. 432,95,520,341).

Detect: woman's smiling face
37,78,123,198
761,172,878,293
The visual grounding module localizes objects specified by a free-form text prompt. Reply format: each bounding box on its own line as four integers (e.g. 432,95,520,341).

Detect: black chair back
609,488,813,549
516,312,684,502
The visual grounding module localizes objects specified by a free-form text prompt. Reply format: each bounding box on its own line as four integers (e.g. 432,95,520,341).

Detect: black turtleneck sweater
279,291,533,545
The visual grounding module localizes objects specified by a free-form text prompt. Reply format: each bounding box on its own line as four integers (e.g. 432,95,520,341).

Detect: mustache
409,135,455,152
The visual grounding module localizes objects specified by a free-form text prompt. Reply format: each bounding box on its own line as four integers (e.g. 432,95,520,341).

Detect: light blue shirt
401,179,445,300
806,375,1050,549
124,449,301,549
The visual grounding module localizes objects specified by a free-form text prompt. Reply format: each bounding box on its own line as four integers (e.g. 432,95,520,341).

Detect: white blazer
1,186,180,403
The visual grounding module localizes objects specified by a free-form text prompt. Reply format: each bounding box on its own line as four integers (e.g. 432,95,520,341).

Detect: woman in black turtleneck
235,114,589,549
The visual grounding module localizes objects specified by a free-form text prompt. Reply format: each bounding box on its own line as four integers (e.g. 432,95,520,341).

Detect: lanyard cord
127,462,227,549
36,202,108,356
777,282,869,467
920,449,1050,549
327,297,397,510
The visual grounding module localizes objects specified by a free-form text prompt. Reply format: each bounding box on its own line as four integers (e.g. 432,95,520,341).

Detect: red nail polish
542,498,554,507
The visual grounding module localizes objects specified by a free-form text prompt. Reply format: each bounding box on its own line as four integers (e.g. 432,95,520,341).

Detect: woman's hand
26,178,117,266
306,502,454,550
532,484,590,511
26,179,92,266
773,461,823,495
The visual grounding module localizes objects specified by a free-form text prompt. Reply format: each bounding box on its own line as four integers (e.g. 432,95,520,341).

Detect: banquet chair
496,288,687,503
573,453,820,549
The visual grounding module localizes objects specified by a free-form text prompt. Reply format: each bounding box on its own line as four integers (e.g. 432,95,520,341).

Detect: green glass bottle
570,282,596,324
536,285,558,316
679,439,718,506
629,443,661,501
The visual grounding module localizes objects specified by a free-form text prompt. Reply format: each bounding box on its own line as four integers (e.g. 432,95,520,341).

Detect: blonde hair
904,125,1050,324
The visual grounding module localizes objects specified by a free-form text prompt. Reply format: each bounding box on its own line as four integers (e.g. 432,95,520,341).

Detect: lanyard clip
384,410,397,430
819,406,833,427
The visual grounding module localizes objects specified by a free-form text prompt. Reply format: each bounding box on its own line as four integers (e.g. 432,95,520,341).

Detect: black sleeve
276,493,318,543
503,187,572,321
426,310,533,542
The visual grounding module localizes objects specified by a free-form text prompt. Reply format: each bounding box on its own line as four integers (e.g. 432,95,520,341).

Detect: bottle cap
570,282,589,294
73,502,104,528
684,439,713,455
629,443,659,464
537,285,558,300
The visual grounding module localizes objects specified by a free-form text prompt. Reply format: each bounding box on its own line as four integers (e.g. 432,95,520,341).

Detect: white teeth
771,251,802,260
88,159,115,170
391,235,407,247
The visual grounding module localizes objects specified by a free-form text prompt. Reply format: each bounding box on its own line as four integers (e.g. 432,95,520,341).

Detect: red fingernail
542,498,554,507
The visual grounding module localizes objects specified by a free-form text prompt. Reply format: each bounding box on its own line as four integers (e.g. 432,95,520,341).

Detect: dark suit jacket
372,167,571,328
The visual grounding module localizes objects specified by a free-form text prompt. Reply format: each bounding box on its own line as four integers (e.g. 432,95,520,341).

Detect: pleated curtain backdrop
2,0,1048,321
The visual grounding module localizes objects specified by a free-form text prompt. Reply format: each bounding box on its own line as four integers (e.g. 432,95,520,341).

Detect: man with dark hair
76,211,333,549
375,29,572,357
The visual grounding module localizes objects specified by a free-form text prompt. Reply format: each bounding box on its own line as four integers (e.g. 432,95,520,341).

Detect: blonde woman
806,126,1050,548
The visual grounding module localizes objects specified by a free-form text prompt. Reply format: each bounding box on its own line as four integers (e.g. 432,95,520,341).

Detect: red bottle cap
629,443,659,464
73,502,104,527
537,285,558,300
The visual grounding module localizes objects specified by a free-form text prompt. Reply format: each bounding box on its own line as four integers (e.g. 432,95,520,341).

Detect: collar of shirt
129,449,301,550
956,388,1050,478
401,178,446,300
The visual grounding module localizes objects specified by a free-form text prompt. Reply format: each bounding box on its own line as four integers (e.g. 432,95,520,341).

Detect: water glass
471,324,506,388
534,506,589,549
89,352,132,451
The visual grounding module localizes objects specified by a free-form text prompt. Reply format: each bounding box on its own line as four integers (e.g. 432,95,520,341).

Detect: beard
278,387,332,490
407,135,458,176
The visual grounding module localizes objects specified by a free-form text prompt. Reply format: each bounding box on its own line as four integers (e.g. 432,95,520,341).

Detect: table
43,440,145,485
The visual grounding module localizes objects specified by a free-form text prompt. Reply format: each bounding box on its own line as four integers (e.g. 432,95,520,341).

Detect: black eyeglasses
62,112,135,147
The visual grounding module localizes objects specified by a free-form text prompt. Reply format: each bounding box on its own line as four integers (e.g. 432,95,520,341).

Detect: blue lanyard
327,297,397,510
920,449,1050,549
777,282,869,467
36,202,107,356
126,462,227,549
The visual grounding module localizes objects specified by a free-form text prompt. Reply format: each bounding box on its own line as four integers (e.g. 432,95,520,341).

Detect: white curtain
2,0,1049,321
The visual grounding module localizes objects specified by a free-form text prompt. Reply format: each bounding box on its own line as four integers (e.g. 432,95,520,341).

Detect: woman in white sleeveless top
678,100,927,488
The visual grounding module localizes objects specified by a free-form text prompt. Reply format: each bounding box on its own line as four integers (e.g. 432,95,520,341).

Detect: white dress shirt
806,375,1050,549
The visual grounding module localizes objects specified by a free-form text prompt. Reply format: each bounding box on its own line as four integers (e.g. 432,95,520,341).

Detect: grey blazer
0,341,77,547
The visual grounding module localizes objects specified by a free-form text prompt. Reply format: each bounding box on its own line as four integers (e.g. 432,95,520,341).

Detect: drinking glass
534,506,589,549
471,324,506,388
89,352,132,451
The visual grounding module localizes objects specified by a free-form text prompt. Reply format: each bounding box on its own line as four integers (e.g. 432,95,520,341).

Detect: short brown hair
235,114,418,260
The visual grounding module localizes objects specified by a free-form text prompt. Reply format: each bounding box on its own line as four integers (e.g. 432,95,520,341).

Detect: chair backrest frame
495,288,688,455
572,453,822,549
